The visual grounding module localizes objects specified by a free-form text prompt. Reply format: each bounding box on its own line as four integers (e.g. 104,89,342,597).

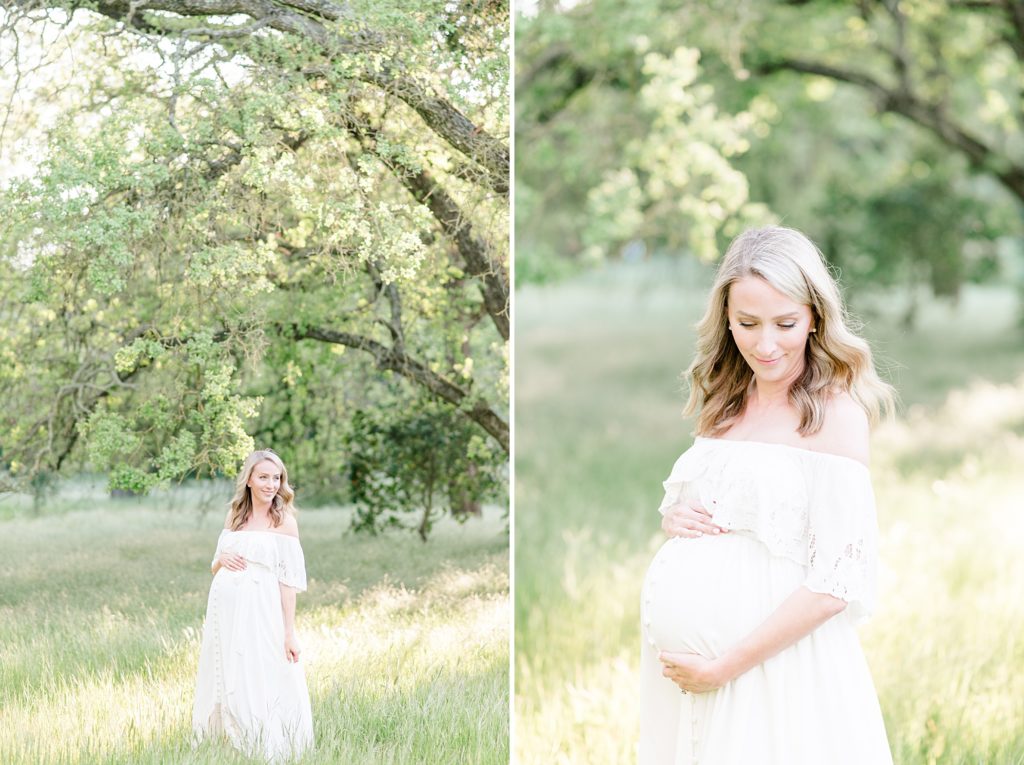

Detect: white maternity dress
640,437,893,764
193,530,314,762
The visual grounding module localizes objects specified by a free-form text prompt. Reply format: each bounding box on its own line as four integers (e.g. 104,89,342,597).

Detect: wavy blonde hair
684,226,895,436
226,449,297,531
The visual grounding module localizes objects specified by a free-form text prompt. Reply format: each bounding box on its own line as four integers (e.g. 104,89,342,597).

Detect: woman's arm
280,583,297,634
275,514,303,661
660,586,846,692
280,583,301,662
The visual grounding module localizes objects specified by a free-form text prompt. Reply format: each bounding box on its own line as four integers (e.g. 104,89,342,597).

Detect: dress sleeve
210,530,227,569
276,536,308,592
658,478,686,516
657,446,705,516
802,460,880,625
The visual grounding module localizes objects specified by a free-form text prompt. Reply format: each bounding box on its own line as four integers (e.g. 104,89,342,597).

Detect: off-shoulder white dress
193,530,314,762
640,438,893,764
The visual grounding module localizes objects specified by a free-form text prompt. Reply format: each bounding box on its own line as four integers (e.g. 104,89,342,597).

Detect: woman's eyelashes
736,322,797,329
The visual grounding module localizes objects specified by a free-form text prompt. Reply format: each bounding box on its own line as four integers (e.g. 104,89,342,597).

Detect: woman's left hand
284,633,301,663
659,651,730,694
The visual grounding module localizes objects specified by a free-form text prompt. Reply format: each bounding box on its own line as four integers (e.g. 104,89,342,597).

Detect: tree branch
516,44,597,124
999,0,1024,60
365,260,405,352
881,0,913,96
341,115,509,341
515,43,638,125
390,163,509,341
756,57,1024,203
286,323,509,453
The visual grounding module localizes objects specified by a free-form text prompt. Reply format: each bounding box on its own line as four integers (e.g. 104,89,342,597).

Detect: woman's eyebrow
734,310,801,320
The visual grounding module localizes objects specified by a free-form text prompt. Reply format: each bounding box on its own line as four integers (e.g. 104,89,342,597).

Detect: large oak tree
0,0,509,499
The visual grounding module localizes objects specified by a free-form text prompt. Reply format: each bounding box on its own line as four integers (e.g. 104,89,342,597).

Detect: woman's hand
284,633,301,663
661,499,728,538
659,651,732,693
216,552,247,572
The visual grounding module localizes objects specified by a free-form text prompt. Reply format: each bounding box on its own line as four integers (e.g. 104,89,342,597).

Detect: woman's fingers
674,500,709,517
668,519,728,537
695,520,726,535
662,500,729,538
220,553,247,571
675,502,709,519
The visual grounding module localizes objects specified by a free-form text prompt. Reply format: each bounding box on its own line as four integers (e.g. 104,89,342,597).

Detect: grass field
0,488,509,764
514,260,1024,764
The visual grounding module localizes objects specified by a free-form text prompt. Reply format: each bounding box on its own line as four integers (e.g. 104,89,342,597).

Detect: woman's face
247,460,282,502
726,275,814,388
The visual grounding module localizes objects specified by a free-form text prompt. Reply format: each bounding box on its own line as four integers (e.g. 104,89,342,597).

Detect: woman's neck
750,380,791,408
750,359,804,407
249,501,272,521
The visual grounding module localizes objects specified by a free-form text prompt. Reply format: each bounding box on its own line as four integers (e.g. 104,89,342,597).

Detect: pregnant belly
641,532,805,656
210,565,285,625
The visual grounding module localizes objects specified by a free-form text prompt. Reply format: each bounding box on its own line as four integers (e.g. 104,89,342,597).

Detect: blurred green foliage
516,0,1024,300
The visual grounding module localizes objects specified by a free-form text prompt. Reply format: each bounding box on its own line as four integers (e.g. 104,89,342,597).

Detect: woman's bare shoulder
276,513,300,538
809,391,870,465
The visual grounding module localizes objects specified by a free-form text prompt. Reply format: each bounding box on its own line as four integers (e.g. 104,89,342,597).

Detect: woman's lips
755,356,780,365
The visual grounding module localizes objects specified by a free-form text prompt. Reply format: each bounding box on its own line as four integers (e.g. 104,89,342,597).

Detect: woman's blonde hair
684,226,895,436
226,449,297,530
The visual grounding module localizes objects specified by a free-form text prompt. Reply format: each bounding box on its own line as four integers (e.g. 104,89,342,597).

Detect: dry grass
0,502,509,764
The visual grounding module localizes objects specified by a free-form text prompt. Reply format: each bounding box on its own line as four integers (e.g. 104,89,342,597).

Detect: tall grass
0,494,509,764
514,260,1024,764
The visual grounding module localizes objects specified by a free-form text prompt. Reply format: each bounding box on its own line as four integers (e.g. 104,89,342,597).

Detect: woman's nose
755,331,777,355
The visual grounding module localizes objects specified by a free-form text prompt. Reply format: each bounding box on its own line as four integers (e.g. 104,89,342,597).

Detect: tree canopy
0,0,509,515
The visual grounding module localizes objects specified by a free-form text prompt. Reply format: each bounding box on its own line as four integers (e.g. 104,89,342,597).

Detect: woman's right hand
217,552,248,571
661,500,729,538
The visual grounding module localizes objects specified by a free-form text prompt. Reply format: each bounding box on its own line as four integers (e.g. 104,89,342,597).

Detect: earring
810,328,817,333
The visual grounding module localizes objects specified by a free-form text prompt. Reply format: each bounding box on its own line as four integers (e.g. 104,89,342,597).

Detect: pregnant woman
640,227,895,764
193,448,314,762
